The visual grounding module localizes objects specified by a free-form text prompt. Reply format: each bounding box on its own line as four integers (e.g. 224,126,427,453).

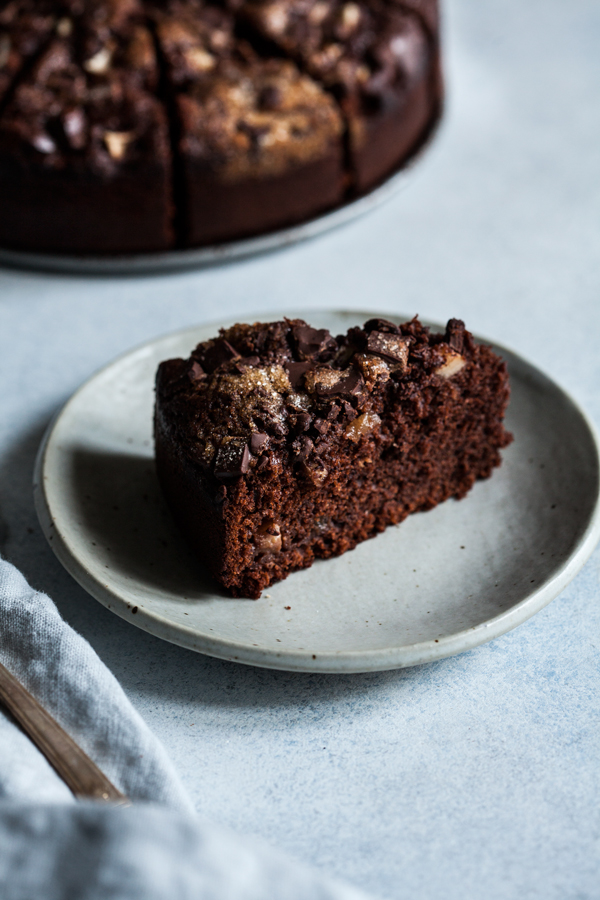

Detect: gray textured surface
0,0,599,897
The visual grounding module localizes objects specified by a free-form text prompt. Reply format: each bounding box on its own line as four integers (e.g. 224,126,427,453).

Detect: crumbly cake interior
155,317,512,598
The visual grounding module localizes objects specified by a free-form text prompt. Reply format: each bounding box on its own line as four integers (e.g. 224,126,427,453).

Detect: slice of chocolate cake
0,1,174,254
242,0,440,191
155,316,512,598
153,0,345,245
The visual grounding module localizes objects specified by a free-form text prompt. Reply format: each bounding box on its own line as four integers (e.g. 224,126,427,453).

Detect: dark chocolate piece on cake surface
155,316,512,599
242,0,441,191
0,1,174,254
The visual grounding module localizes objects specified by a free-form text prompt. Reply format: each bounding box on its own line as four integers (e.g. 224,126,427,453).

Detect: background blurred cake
0,0,442,254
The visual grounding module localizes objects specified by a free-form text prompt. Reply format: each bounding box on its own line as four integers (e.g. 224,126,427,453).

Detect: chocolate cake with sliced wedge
154,316,512,598
0,0,442,254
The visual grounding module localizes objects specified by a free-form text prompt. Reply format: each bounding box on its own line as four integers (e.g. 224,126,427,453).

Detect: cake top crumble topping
155,316,475,481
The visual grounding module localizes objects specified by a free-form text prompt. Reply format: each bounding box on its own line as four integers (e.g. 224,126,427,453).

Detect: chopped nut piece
309,2,331,25
263,2,288,35
299,458,328,486
345,411,381,441
211,29,230,50
103,130,135,160
185,46,215,73
255,520,282,555
435,350,467,379
32,132,56,154
56,18,72,38
341,3,361,31
63,108,86,149
84,46,113,74
312,42,343,67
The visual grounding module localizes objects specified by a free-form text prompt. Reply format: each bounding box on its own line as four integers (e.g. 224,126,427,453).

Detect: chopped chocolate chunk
366,332,410,367
234,355,261,373
445,319,466,353
340,400,355,419
291,324,335,360
256,455,269,472
258,85,281,110
363,318,401,334
294,434,314,462
199,339,240,372
312,369,364,400
214,439,251,480
285,360,314,389
188,360,205,382
250,432,269,454
292,411,312,433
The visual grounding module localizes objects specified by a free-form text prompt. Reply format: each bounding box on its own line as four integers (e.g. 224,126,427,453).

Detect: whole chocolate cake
0,0,442,254
155,316,512,598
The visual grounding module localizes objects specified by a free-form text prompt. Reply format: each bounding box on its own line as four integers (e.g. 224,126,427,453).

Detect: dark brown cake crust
0,0,442,255
155,316,512,598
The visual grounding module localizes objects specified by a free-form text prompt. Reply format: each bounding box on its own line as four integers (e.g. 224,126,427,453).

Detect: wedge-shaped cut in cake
154,317,512,598
153,0,345,245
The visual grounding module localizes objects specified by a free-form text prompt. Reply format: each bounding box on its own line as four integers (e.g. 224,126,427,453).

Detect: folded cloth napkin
0,556,371,900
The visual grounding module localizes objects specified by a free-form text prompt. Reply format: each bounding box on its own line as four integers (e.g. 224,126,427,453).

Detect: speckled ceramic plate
34,310,600,673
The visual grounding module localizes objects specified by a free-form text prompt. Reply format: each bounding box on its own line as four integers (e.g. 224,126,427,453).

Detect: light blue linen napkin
0,556,372,900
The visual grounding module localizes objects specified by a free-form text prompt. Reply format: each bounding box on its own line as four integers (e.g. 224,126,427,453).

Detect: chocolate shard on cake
0,0,173,254
242,0,440,191
155,316,512,598
153,0,345,245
